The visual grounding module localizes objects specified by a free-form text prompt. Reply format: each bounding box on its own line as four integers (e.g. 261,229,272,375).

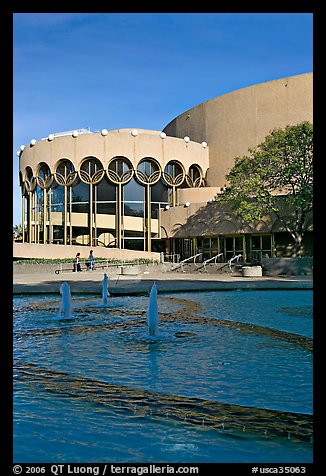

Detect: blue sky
13,12,313,225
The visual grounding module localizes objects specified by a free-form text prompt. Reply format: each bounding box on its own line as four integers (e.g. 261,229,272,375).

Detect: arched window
162,160,185,206
135,157,161,185
23,166,36,193
79,157,104,184
54,159,76,185
107,156,133,184
162,160,185,187
24,166,33,182
36,162,53,189
186,164,203,187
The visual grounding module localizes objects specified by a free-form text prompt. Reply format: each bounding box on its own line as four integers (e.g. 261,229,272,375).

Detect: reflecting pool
13,289,313,463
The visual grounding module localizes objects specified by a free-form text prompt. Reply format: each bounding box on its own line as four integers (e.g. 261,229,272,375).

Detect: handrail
227,254,243,271
54,259,154,274
193,252,224,273
203,252,224,266
161,253,180,264
171,253,203,272
202,252,224,272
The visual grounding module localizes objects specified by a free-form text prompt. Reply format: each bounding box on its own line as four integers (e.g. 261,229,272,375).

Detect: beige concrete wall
161,202,313,238
177,187,221,205
160,203,205,238
13,242,160,261
19,128,209,179
163,73,313,187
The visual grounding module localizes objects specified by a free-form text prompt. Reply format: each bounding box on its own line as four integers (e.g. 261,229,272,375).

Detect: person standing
73,252,82,272
87,249,95,270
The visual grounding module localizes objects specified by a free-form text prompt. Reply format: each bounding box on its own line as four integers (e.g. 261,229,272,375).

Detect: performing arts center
16,72,313,263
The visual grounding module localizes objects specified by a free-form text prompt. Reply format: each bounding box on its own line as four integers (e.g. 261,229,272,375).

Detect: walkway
13,266,313,295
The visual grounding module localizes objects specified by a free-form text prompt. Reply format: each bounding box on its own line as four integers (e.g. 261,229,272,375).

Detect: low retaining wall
13,262,163,276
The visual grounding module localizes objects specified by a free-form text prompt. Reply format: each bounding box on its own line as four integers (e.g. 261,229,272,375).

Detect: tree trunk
293,233,303,257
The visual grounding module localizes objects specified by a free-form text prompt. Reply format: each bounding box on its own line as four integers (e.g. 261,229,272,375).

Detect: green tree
13,224,22,235
215,122,313,256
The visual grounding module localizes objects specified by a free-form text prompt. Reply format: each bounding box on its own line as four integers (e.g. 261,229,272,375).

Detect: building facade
17,73,313,261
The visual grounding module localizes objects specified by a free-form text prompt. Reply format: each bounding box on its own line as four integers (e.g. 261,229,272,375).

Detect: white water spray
59,282,72,319
102,273,110,305
147,282,159,337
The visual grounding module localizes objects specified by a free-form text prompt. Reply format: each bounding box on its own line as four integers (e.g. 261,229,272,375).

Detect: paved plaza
13,264,313,295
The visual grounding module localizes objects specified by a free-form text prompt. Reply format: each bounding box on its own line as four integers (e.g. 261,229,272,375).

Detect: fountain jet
59,282,72,319
102,273,110,305
147,282,159,337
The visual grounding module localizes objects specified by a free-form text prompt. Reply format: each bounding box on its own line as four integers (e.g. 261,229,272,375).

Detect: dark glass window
211,238,219,254
38,163,51,182
25,166,33,182
53,226,64,243
234,236,243,251
97,202,116,215
71,180,89,202
252,236,260,249
137,159,159,178
262,235,272,250
189,164,201,182
124,231,144,238
35,185,44,202
123,178,144,202
70,179,89,213
96,175,116,202
151,240,165,253
151,180,168,202
80,157,103,177
164,161,183,178
56,160,74,178
123,239,144,251
151,203,159,219
197,237,203,251
225,237,233,250
51,183,64,204
71,202,88,213
109,157,132,176
124,202,144,217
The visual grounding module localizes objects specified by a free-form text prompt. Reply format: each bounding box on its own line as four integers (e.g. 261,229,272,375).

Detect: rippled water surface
183,289,313,337
13,289,313,463
14,383,313,464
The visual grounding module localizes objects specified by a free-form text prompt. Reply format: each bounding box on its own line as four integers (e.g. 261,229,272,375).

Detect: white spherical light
185,201,190,207
16,151,21,157
48,134,54,141
30,139,36,146
72,130,79,138
131,129,138,137
160,132,166,139
101,129,108,136
184,136,190,143
165,204,170,210
20,145,25,151
201,141,208,148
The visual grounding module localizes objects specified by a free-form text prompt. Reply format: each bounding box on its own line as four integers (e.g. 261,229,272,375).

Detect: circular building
18,128,208,252
163,72,313,189
17,73,312,261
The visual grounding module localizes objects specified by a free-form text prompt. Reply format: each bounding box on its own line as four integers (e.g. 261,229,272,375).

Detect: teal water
13,289,313,463
14,383,312,464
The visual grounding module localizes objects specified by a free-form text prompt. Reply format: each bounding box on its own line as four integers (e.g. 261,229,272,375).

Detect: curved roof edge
163,72,313,130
